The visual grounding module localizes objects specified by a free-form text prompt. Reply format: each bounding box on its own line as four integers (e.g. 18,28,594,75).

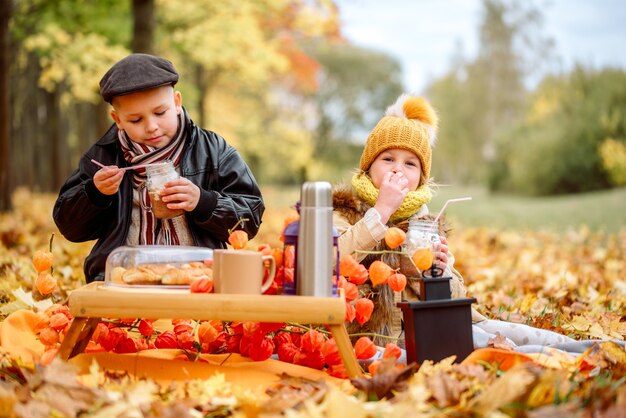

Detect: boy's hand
160,178,200,212
374,171,409,224
93,166,124,195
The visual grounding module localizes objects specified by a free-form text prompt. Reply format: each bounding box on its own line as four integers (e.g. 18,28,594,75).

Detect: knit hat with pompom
359,94,439,180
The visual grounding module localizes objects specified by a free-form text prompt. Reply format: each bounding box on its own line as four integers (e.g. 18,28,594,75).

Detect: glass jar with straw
402,197,472,277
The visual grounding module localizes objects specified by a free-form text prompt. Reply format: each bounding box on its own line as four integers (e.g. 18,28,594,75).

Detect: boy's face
110,85,182,149
369,148,422,191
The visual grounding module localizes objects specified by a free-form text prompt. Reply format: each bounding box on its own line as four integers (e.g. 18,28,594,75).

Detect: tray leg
328,324,362,378
58,317,101,360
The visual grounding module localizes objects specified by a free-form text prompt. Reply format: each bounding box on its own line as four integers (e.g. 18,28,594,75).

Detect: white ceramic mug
212,249,277,294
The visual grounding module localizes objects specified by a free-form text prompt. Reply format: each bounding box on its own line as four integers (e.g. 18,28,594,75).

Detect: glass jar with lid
140,161,184,219
404,219,441,253
402,218,441,276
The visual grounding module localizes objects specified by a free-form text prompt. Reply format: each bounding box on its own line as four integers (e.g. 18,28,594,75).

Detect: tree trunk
195,65,221,128
23,53,41,190
195,64,206,128
45,89,61,192
131,0,154,54
0,0,12,211
96,101,111,137
58,87,70,186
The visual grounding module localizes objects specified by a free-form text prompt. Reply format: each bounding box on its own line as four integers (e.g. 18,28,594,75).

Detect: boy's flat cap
99,53,179,103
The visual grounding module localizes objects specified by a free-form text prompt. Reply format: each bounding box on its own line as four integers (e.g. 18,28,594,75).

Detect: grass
257,184,626,237
429,184,626,232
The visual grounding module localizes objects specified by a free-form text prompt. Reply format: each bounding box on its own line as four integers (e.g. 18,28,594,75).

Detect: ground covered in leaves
1,189,625,417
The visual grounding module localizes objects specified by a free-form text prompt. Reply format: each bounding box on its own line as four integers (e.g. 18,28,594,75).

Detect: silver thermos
296,181,334,297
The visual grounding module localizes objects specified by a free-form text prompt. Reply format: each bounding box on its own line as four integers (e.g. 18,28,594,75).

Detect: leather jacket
53,109,265,283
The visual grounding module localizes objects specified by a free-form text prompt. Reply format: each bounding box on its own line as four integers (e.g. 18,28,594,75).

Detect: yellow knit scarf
351,173,432,223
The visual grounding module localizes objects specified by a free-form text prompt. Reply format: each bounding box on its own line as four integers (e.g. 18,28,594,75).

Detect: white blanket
473,319,625,354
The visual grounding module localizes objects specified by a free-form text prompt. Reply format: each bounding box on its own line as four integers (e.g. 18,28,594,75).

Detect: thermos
296,181,334,297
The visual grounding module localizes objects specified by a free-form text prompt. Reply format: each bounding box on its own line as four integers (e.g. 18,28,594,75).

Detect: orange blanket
0,309,44,363
0,310,343,390
1,309,568,389
461,346,577,370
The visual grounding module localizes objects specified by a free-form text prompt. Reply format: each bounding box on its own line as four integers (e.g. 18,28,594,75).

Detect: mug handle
260,255,277,293
138,183,152,210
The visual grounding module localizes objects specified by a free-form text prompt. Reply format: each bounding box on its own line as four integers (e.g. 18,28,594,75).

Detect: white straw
433,197,472,223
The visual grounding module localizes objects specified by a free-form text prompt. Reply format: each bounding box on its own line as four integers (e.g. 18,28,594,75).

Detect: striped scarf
118,111,186,245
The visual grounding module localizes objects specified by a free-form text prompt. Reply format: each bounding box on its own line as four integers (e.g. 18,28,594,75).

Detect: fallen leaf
14,358,106,418
11,288,53,311
263,373,328,413
561,315,592,333
0,384,16,418
425,371,467,407
487,332,516,351
597,341,626,374
350,359,417,400
469,363,538,415
525,370,570,408
320,387,367,418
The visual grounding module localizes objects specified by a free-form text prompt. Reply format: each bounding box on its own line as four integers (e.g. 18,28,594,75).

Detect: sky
335,0,626,93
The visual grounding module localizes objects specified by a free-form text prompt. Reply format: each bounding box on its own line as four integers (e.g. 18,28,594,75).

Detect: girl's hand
93,166,124,195
160,178,200,212
374,171,409,224
434,236,449,272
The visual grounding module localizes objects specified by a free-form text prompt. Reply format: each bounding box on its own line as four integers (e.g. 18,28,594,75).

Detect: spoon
90,159,164,172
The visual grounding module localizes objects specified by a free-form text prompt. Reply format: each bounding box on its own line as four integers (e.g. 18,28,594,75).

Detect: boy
54,53,264,283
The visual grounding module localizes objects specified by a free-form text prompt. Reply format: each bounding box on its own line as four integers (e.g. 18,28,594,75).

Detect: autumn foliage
1,191,625,416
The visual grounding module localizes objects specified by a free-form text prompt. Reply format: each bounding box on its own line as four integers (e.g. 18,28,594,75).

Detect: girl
333,94,619,356
332,94,480,345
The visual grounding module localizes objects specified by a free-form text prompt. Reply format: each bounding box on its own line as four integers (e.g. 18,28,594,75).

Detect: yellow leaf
0,385,16,418
526,370,570,408
562,315,591,332
469,364,537,415
323,388,367,418
589,322,612,340
607,318,626,340
599,342,626,367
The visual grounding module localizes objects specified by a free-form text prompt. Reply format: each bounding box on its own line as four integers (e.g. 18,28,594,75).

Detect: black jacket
53,110,265,283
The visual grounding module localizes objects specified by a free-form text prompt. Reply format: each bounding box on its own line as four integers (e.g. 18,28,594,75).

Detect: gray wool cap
99,53,179,103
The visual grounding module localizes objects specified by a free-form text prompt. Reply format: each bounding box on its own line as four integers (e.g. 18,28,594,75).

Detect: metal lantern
397,270,476,365
282,220,299,295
